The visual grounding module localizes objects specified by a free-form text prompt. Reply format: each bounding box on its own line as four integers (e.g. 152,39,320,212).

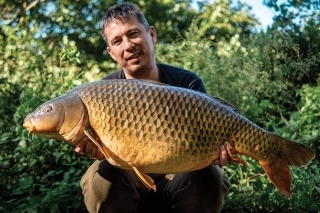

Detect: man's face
105,15,157,77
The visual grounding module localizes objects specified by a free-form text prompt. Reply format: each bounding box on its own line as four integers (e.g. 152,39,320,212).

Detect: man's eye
130,31,138,37
113,40,121,45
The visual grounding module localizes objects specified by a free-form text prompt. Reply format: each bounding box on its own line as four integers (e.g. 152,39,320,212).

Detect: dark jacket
102,63,206,93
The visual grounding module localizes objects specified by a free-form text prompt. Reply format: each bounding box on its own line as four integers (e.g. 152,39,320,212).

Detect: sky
241,0,285,30
242,0,275,30
191,0,286,30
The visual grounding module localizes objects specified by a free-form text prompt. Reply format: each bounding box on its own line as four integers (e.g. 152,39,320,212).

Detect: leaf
21,176,33,189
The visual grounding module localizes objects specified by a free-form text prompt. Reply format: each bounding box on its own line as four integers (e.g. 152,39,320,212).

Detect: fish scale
23,79,315,196
80,81,257,169
78,81,220,171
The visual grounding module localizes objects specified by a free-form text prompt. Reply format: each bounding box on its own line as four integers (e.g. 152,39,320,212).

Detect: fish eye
45,106,52,113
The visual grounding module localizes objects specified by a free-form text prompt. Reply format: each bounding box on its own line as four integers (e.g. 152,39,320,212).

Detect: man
76,2,236,213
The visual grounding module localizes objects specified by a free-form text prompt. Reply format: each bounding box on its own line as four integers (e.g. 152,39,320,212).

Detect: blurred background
1,0,319,212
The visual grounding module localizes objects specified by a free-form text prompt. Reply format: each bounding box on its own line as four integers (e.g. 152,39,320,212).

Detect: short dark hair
100,2,150,42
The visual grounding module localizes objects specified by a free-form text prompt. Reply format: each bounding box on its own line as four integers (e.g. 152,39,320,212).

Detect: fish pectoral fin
84,129,110,159
132,166,156,192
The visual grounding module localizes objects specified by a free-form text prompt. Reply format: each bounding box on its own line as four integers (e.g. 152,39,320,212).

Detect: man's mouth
126,52,141,61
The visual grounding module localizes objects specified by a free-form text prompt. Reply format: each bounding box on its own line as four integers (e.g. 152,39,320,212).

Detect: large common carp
23,79,315,196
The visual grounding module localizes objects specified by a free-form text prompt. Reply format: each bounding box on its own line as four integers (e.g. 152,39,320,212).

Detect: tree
1,0,319,212
264,0,320,85
196,0,259,41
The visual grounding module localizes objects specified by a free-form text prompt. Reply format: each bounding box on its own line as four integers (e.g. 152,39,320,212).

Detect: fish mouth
23,120,64,140
23,120,36,132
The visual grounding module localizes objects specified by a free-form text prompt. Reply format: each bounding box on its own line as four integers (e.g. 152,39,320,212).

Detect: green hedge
1,24,319,212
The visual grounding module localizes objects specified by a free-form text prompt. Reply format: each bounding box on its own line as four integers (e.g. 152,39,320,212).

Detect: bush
0,30,91,211
156,21,320,129
0,78,91,212
156,22,320,213
1,19,319,213
222,79,320,213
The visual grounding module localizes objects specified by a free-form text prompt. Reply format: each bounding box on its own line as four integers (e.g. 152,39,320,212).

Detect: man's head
100,2,150,42
100,2,158,79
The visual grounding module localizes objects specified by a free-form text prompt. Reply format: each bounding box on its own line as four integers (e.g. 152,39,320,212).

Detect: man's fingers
219,144,229,166
212,159,220,165
224,141,247,166
90,145,97,159
225,142,236,156
97,150,105,160
84,141,94,157
75,137,104,160
75,138,89,154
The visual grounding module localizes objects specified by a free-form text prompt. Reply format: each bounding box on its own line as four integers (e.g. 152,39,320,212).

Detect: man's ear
107,47,116,61
150,26,157,44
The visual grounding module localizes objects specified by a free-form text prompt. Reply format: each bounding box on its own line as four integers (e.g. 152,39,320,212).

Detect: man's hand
213,142,233,166
213,141,247,166
75,138,104,160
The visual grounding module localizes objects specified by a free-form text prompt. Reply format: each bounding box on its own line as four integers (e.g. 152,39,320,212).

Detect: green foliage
156,21,320,127
264,0,320,82
221,80,320,213
156,17,320,213
275,79,320,160
1,0,320,212
222,161,320,213
196,0,259,41
0,23,90,211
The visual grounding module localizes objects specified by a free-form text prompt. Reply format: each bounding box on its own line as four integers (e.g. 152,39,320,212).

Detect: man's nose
123,38,134,51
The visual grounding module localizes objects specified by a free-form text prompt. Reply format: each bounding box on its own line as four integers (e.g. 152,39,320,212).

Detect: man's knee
198,165,230,193
170,165,230,213
173,165,229,191
80,160,143,213
80,160,112,213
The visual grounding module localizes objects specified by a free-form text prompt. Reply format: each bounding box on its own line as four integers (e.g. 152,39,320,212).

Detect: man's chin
127,65,150,78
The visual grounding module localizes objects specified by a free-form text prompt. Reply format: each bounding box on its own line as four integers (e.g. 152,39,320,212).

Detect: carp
23,79,315,196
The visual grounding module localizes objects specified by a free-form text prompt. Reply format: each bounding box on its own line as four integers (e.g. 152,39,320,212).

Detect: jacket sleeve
188,78,207,94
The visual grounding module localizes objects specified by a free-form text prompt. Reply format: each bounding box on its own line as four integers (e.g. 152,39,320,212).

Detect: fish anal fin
132,166,156,192
165,174,175,180
259,159,292,197
228,155,248,166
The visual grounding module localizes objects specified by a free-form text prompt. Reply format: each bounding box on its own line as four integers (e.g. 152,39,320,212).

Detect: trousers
80,160,230,213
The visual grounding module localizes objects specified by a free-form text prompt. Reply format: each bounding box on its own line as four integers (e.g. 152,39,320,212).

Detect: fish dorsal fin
133,79,241,114
134,79,169,86
206,95,242,114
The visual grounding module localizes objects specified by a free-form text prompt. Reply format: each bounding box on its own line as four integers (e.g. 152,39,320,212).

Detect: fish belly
78,80,242,173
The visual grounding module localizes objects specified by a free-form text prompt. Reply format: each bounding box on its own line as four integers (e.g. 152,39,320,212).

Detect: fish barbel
23,79,315,196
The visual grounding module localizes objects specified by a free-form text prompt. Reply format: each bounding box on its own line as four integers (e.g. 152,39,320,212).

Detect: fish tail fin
258,134,315,197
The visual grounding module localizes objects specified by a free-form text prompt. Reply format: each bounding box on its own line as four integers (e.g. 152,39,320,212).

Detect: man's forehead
105,15,140,28
105,17,146,39
108,17,129,26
